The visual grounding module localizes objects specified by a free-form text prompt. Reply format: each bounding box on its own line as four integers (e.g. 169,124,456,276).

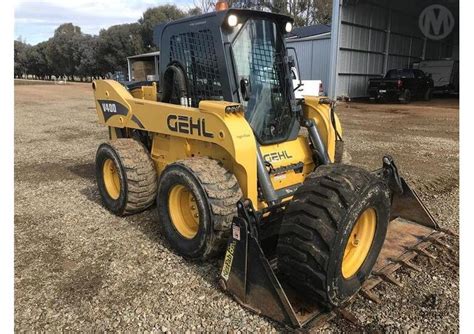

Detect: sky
14,0,194,45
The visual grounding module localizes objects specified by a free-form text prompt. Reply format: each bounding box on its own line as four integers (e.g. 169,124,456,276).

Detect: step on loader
92,4,455,329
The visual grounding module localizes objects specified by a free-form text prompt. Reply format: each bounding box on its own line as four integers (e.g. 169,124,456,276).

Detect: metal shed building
286,25,332,95
289,0,459,99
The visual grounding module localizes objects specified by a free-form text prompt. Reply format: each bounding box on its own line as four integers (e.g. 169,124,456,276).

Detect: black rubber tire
424,88,433,101
400,89,411,104
156,158,242,260
276,164,391,308
96,139,158,216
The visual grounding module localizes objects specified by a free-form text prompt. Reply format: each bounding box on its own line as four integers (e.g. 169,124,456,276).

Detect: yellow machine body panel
94,80,258,204
129,83,159,101
93,80,342,208
260,136,313,190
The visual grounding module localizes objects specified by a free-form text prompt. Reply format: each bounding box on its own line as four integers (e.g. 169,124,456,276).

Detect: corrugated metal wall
333,0,458,98
286,37,331,93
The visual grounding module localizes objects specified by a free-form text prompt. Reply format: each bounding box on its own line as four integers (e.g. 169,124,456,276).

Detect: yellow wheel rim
103,158,121,200
168,185,200,239
341,208,377,279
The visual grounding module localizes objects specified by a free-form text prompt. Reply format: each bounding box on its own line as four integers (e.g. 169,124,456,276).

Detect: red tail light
397,79,402,88
319,82,324,94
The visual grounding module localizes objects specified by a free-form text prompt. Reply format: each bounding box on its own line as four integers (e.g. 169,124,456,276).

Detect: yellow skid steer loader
92,6,454,328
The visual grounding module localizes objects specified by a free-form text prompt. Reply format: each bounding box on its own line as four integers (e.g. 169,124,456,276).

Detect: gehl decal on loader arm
167,115,214,138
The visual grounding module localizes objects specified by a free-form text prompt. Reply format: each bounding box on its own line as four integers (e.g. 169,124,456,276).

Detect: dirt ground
14,83,459,332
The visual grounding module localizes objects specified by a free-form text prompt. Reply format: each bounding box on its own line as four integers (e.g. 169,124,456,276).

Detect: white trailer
413,60,459,94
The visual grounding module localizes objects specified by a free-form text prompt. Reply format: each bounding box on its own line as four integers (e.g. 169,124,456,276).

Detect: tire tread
108,139,158,215
176,158,242,258
277,164,381,306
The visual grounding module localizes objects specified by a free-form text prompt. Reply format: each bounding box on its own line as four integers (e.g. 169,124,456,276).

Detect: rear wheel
96,139,158,216
276,164,391,307
400,89,411,104
156,158,242,260
424,88,433,101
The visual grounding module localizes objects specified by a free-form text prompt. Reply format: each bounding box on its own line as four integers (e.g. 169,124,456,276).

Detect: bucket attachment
220,201,329,328
219,158,454,329
390,177,438,229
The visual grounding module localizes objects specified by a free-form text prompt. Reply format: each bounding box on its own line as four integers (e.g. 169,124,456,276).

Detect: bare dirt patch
14,85,459,332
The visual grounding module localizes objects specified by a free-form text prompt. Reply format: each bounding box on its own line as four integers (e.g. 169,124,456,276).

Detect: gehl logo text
263,150,293,162
167,115,214,138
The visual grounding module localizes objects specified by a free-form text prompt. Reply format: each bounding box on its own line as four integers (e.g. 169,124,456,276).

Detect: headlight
227,14,238,27
285,22,293,33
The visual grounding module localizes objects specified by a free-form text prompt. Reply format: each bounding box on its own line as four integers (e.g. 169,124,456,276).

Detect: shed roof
287,24,331,39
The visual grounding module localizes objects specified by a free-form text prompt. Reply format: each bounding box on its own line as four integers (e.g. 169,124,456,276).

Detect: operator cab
154,9,300,145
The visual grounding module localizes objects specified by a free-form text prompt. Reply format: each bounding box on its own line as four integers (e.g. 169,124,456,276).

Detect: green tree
263,0,332,26
25,42,51,79
76,35,100,80
14,40,30,78
45,23,84,79
138,5,187,50
187,7,203,17
311,0,332,25
97,23,144,75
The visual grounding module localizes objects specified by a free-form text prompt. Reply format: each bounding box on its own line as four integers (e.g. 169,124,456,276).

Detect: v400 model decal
98,100,128,121
167,114,214,138
97,100,144,128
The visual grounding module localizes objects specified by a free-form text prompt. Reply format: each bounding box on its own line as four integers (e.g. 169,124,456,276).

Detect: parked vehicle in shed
413,60,459,95
368,69,434,103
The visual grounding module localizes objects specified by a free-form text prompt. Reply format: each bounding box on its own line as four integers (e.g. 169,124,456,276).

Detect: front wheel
276,164,391,307
156,158,242,260
424,88,433,101
400,89,411,104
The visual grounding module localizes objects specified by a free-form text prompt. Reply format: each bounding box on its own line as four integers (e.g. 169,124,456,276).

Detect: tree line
14,5,200,81
198,0,332,25
14,1,331,82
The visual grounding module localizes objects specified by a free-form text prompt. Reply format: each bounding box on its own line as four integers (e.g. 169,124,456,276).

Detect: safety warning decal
232,225,241,241
221,240,236,281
